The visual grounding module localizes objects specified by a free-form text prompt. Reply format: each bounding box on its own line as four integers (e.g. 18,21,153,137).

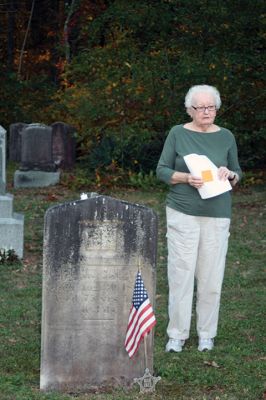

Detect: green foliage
50,0,265,171
0,73,57,129
128,170,162,189
59,168,95,191
0,249,20,265
1,1,265,172
240,170,265,188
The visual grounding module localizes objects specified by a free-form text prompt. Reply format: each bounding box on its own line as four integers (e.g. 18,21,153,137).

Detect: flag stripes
124,272,156,358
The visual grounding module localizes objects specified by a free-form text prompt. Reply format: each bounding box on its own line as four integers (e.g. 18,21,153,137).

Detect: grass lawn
0,169,265,400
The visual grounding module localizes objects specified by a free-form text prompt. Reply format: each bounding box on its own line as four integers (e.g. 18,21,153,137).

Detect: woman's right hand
187,174,204,188
170,172,204,188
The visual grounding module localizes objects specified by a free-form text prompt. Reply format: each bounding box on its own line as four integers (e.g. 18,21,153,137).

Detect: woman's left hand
217,167,234,181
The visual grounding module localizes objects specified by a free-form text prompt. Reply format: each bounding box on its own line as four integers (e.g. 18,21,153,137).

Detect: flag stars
133,273,148,309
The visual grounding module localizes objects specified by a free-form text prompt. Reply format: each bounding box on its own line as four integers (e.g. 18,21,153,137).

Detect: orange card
201,170,213,182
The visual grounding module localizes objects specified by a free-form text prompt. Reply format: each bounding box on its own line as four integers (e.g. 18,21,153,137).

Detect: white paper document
183,153,232,199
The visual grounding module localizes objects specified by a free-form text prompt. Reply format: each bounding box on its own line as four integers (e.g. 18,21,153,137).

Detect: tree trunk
7,0,16,69
17,0,36,78
64,0,77,63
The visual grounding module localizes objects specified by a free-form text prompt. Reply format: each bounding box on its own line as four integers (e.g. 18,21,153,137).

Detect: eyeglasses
192,105,216,112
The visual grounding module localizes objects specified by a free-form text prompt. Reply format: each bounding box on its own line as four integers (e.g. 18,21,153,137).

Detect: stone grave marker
9,122,76,169
51,122,76,169
20,123,55,171
9,122,28,162
0,125,24,258
40,195,158,392
14,123,60,188
0,125,6,194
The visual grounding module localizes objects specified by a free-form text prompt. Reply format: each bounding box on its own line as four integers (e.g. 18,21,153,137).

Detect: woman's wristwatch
228,172,236,181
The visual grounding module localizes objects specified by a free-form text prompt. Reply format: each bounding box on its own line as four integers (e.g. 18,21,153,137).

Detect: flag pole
139,259,148,369
127,259,161,392
144,334,148,369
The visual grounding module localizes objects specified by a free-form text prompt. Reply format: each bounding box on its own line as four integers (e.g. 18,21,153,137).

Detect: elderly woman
156,84,242,352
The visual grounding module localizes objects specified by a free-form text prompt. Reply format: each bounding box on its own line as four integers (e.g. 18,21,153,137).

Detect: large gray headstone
0,125,24,258
40,195,158,393
0,125,6,194
14,123,60,188
20,123,55,171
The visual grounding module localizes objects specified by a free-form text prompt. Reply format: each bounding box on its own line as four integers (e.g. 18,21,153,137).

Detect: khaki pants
166,206,230,340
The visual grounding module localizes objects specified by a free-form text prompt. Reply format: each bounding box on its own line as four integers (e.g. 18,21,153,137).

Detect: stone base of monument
14,170,60,188
0,194,24,258
0,193,14,215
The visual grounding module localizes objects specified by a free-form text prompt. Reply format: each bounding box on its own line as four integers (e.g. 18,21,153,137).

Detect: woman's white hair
185,84,222,109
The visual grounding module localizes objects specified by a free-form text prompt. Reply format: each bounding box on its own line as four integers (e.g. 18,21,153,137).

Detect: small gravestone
14,123,60,188
51,122,76,169
0,125,24,258
0,126,6,195
40,195,157,392
20,123,55,171
9,122,28,162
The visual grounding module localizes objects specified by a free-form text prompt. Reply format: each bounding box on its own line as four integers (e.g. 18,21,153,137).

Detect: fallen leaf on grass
234,313,247,320
44,194,59,201
204,360,221,368
240,215,248,228
24,243,36,251
247,335,256,342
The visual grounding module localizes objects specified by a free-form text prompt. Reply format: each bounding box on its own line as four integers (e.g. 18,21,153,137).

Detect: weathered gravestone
9,122,28,162
51,122,76,169
14,123,60,188
0,125,24,258
20,123,55,171
9,122,76,169
0,126,6,195
40,195,158,392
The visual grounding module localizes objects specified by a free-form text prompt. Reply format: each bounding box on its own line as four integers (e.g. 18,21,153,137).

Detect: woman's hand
187,174,204,188
170,171,204,188
217,167,235,181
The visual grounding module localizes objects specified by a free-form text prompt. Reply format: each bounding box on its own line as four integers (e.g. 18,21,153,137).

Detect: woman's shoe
165,338,185,352
198,338,214,351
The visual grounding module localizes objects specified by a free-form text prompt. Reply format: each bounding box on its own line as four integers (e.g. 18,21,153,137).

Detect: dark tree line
0,0,265,172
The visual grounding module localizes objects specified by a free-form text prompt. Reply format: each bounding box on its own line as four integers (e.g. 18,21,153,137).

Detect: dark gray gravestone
0,125,24,257
51,122,76,169
9,122,28,162
20,123,55,171
40,195,157,393
0,125,6,194
14,123,60,188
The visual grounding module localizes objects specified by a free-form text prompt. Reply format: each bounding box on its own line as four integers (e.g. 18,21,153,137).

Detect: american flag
124,271,156,358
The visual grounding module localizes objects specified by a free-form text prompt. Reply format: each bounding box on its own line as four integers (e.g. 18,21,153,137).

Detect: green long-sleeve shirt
156,124,242,218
